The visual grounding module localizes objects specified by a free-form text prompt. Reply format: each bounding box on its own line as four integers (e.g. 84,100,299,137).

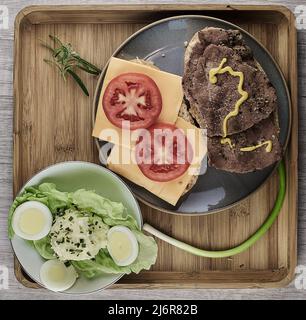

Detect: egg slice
40,260,78,292
12,201,53,241
107,226,139,266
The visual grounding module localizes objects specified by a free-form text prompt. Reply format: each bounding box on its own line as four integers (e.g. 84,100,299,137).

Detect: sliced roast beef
207,116,282,173
183,27,282,173
191,44,277,136
183,27,277,137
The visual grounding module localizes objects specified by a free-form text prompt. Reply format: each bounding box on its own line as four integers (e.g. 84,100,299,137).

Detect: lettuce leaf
72,230,158,278
71,189,139,230
37,183,71,211
33,236,55,260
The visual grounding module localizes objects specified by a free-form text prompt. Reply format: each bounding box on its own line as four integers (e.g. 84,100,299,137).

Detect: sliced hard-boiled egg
40,260,78,292
107,226,139,266
12,201,53,241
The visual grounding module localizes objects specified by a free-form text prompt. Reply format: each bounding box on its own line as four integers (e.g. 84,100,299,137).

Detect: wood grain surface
1,0,306,300
12,4,298,290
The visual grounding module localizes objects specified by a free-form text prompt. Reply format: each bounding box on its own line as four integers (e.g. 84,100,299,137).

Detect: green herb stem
67,70,89,96
42,35,101,96
143,160,286,258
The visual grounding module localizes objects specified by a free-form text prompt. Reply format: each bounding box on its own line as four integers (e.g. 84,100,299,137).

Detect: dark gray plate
93,15,291,215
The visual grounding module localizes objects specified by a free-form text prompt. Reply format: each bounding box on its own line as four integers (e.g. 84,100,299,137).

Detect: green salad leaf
33,236,55,260
72,230,158,278
71,189,139,230
37,183,71,211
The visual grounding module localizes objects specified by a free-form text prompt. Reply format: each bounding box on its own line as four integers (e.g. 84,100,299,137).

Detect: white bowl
11,161,142,294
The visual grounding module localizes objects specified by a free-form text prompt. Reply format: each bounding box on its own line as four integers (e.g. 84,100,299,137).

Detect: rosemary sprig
67,69,89,96
41,35,102,96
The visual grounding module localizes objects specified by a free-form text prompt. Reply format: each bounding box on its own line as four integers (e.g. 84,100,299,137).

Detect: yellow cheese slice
92,57,184,148
107,117,207,206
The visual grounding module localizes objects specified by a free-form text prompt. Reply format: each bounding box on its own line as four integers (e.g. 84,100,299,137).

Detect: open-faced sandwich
93,27,282,205
93,58,207,206
183,27,282,173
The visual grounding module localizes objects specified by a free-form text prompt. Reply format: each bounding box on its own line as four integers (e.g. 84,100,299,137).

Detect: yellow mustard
220,138,234,148
240,140,272,153
209,58,249,138
209,58,272,154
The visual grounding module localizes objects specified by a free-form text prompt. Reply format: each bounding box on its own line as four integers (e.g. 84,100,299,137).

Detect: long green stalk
143,160,286,258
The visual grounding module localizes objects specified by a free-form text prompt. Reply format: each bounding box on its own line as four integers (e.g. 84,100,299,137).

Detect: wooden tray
13,4,298,289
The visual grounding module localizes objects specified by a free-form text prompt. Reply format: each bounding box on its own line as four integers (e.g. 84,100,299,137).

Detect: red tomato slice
103,73,162,130
135,123,193,182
